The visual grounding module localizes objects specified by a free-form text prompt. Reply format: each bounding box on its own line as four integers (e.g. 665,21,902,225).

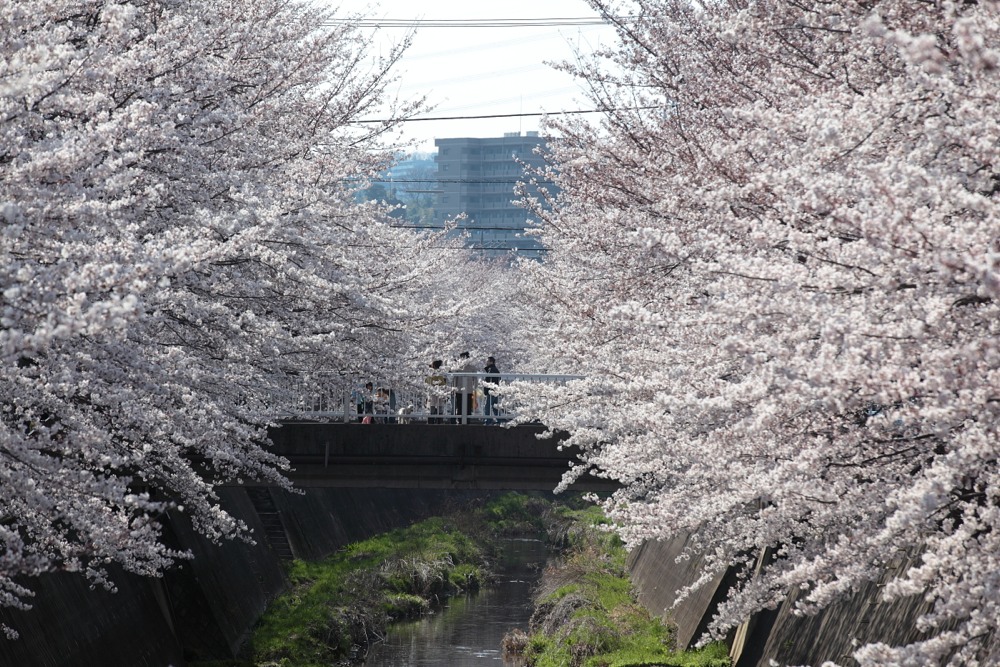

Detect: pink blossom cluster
0,0,517,637
513,2,1000,665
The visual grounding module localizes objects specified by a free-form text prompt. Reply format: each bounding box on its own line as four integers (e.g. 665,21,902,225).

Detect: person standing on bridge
483,356,501,425
355,381,374,422
373,386,390,423
425,360,447,424
451,352,477,424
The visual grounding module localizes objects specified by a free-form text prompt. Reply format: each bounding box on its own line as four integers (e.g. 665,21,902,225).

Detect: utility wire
322,17,636,28
367,178,555,184
356,106,661,124
391,224,543,231
404,25,607,61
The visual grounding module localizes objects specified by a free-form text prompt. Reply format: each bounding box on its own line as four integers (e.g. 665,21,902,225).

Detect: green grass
251,516,488,667
248,493,563,667
521,506,730,667
203,493,728,667
479,491,553,535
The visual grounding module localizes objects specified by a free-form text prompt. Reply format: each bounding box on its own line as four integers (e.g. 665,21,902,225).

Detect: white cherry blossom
514,2,1000,665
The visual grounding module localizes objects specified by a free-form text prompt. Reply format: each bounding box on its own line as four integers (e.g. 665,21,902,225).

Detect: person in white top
451,352,478,424
425,360,447,424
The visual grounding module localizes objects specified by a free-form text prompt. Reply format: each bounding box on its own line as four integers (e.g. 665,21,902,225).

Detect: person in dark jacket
356,381,374,422
483,356,501,424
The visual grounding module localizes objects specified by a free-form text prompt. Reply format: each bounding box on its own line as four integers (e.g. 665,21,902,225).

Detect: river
361,537,547,666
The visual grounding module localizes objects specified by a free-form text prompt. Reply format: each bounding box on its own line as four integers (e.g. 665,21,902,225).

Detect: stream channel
360,536,548,666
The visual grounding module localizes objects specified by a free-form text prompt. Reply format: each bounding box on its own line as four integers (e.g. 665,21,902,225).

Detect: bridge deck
263,422,615,491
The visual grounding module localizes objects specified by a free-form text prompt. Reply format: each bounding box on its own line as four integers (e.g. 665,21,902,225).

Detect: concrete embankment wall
627,536,732,650
0,487,492,667
11,483,989,667
627,539,999,666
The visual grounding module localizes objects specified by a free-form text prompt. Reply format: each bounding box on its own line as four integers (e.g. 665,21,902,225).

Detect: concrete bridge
264,422,615,492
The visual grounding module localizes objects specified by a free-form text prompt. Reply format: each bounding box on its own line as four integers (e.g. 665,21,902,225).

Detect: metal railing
279,372,583,424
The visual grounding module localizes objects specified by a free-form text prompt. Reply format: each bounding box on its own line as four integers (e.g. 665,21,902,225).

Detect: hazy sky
336,0,618,153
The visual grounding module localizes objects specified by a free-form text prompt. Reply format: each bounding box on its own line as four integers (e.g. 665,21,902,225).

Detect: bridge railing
277,372,583,424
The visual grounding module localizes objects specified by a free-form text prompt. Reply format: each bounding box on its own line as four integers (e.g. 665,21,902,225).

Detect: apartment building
434,132,552,258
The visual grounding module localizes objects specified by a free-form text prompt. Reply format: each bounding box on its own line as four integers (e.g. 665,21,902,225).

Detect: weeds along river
360,537,547,667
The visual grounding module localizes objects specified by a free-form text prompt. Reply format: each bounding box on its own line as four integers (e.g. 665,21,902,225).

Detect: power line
322,17,635,29
368,178,555,184
356,106,661,124
390,224,543,231
404,25,608,62
417,86,584,115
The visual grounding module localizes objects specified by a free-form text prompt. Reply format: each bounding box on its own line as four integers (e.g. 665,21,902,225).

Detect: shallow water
361,538,546,667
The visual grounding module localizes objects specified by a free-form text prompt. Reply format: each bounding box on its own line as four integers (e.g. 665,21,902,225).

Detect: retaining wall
8,488,977,667
626,536,732,650
0,487,494,667
627,539,998,667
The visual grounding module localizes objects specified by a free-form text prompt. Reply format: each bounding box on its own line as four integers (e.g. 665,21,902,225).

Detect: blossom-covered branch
516,2,1000,665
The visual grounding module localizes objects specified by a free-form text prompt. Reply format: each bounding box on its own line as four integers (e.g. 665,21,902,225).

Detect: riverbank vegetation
505,505,730,667
250,492,551,666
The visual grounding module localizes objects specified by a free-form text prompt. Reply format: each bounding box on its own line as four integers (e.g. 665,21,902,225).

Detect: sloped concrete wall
159,487,288,664
629,540,993,667
627,535,731,650
272,487,490,561
734,553,935,667
0,487,285,667
0,487,495,667
0,569,185,667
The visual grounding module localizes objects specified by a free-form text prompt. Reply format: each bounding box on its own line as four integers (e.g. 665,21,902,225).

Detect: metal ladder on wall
245,487,294,562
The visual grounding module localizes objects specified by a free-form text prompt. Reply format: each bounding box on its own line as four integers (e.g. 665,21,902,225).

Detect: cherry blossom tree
515,2,1000,665
324,237,533,398
0,0,483,631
